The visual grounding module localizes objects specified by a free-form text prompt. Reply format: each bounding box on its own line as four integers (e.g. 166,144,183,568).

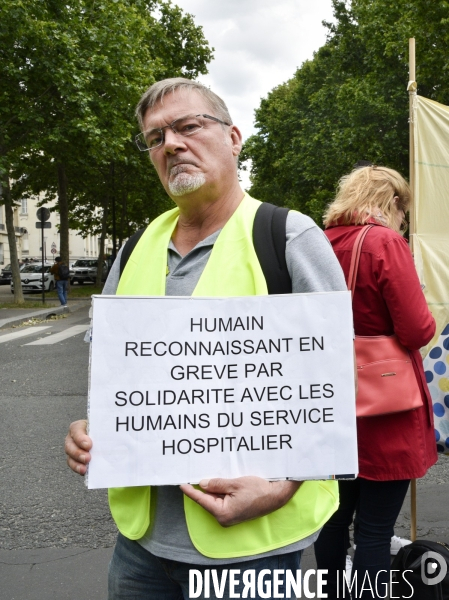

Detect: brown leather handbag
348,226,423,417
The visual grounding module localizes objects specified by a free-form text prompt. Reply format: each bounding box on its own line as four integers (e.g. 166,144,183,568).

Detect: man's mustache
168,161,198,176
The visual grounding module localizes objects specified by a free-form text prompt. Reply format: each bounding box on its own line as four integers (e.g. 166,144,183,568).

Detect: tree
243,0,449,224
1,179,24,303
66,148,169,242
1,0,213,284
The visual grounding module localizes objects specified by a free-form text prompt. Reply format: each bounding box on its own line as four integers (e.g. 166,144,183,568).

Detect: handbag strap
347,225,374,299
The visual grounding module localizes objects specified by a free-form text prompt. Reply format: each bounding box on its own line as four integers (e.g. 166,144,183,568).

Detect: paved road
1,301,448,599
0,305,115,598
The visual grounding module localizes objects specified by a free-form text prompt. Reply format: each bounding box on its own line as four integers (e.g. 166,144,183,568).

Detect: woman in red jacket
314,165,437,599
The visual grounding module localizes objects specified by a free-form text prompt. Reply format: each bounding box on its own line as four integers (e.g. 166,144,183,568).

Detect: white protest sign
87,292,358,489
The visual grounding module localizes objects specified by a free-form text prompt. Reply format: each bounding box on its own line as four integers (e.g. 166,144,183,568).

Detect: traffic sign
51,248,57,254
36,207,50,222
51,242,56,249
36,222,51,229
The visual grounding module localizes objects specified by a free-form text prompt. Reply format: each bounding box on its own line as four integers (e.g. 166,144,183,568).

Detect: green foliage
1,0,212,249
66,147,172,239
244,0,449,225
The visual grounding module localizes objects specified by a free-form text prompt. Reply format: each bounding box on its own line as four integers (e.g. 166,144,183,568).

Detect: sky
174,0,335,141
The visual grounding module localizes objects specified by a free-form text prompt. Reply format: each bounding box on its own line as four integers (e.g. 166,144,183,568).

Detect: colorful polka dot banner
423,323,449,454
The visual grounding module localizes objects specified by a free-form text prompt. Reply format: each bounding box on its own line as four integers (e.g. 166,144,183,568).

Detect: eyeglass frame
135,114,232,152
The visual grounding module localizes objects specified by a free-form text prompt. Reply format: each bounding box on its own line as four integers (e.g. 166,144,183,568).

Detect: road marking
25,324,89,345
0,326,52,344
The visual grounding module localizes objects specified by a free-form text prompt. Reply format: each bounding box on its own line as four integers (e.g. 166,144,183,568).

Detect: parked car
69,259,108,285
0,264,11,285
1,262,24,285
10,263,55,293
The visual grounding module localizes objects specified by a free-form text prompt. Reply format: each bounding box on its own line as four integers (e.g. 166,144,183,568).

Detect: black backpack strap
120,228,145,276
252,202,292,295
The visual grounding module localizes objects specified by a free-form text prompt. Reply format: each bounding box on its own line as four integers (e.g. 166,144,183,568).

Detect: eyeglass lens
141,115,205,150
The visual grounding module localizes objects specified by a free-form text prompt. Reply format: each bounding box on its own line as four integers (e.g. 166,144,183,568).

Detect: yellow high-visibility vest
110,193,338,559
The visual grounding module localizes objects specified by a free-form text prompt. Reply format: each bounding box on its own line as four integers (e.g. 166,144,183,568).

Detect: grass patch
66,284,104,297
0,284,103,308
45,284,103,299
0,301,58,309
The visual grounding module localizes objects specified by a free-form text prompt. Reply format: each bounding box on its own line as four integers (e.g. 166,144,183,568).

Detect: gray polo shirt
101,210,346,564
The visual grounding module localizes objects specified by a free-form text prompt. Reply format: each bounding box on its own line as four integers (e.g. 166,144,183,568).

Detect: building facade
0,196,113,266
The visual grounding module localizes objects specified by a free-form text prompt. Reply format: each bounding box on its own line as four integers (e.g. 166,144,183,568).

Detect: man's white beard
168,167,206,197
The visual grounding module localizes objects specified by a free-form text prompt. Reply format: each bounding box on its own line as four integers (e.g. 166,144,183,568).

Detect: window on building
20,199,28,214
0,243,4,264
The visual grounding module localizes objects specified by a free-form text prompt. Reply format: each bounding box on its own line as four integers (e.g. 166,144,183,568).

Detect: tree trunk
96,200,109,287
118,188,127,249
57,163,69,266
96,163,112,287
2,177,24,304
111,161,116,261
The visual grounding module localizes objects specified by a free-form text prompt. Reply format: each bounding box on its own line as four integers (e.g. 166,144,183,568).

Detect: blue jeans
109,533,303,599
56,279,68,305
314,478,410,599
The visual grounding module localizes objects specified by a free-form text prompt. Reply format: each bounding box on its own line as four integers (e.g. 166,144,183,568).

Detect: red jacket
325,222,437,480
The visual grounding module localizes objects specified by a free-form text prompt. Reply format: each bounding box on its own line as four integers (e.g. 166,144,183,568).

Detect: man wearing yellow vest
65,78,347,599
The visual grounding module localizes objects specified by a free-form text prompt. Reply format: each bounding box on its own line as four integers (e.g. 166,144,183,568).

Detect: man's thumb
199,478,231,493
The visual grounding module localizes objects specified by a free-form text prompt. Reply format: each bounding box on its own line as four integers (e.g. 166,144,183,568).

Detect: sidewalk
0,300,91,330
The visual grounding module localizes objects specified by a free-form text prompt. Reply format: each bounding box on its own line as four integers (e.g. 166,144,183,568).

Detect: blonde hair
323,166,410,233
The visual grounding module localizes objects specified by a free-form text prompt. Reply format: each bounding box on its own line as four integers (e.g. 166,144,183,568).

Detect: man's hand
65,419,92,475
180,477,302,527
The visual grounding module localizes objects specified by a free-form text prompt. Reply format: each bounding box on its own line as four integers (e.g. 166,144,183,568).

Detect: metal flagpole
408,37,417,542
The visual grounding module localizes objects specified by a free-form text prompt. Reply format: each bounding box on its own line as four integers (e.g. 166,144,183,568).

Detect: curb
0,300,90,330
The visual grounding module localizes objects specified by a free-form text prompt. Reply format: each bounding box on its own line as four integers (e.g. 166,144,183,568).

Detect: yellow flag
413,95,449,453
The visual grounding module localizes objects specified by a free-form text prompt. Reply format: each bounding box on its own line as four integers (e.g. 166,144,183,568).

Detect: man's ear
230,125,243,157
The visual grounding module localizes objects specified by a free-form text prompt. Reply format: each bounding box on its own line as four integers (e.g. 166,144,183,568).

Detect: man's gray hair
135,77,233,131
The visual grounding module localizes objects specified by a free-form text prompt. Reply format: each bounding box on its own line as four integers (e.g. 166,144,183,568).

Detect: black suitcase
391,540,449,599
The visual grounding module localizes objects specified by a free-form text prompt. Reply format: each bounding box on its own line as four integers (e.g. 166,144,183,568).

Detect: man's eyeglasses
135,114,231,151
